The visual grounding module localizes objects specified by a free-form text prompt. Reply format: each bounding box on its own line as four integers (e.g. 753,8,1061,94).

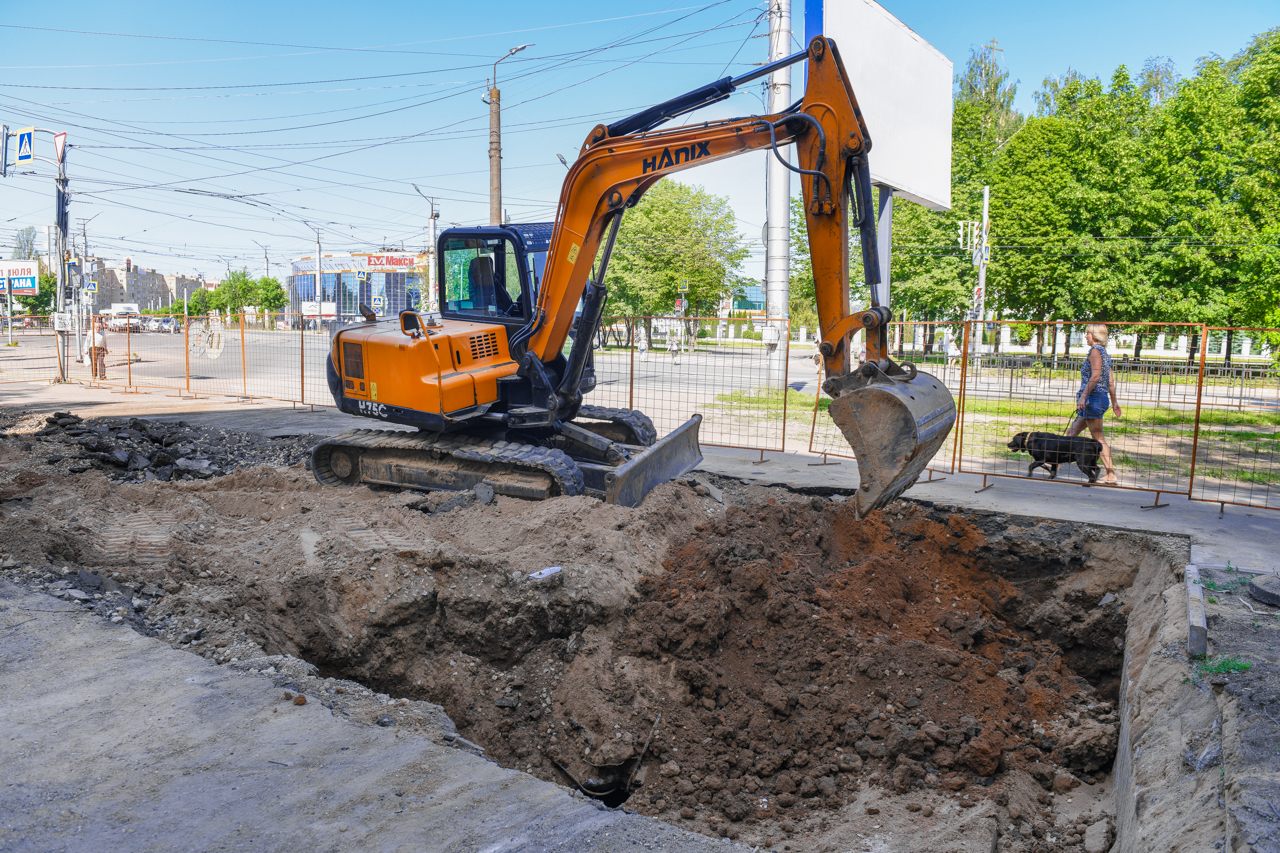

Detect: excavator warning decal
642,141,711,174
567,243,580,265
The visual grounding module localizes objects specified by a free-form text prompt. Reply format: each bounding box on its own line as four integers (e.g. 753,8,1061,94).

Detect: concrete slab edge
1185,565,1207,659
1191,564,1277,575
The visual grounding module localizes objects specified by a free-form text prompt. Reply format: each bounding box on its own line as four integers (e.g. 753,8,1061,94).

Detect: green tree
188,288,211,315
1034,68,1091,116
955,42,1023,146
604,180,748,319
253,276,288,312
15,272,58,315
1138,57,1180,107
209,269,255,314
10,226,39,261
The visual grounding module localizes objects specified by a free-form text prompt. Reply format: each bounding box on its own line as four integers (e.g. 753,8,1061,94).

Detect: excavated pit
0,414,1194,852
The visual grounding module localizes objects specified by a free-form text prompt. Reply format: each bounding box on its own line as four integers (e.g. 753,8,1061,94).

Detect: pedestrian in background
1067,323,1122,484
945,328,962,368
667,330,681,365
88,318,108,380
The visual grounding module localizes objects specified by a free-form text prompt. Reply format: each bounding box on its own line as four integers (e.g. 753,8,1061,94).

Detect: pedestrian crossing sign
371,295,384,310
678,278,689,293
16,128,34,165
86,280,97,294
357,271,369,283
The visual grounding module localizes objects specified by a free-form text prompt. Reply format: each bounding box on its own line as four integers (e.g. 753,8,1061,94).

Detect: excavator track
576,405,658,447
311,429,585,500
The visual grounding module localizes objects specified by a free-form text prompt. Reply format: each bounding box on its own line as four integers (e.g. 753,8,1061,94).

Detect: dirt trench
0,415,1191,851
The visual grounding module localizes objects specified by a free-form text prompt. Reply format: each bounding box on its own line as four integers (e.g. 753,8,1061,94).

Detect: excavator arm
531,36,956,517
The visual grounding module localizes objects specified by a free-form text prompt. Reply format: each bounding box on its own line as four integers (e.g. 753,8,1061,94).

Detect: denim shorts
1079,390,1109,419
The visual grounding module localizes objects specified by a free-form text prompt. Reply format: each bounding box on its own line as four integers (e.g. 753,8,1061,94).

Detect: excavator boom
528,36,956,515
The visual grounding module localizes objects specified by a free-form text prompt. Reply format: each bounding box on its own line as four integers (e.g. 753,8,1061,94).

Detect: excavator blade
827,368,955,518
604,414,704,507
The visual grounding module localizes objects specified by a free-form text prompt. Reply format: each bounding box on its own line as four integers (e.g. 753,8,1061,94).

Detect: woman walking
1067,323,1122,484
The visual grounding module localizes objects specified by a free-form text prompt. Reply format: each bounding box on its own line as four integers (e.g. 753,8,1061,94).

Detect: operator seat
467,256,496,309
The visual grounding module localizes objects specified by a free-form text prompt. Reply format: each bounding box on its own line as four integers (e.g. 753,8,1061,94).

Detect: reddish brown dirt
588,498,1117,834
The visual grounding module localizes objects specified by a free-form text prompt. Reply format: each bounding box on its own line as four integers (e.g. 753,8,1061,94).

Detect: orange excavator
311,36,955,518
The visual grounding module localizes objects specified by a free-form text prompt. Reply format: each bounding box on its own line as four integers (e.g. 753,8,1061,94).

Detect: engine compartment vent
469,332,499,361
342,341,365,379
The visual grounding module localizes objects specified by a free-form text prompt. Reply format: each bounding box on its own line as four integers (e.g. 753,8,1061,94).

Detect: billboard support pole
876,185,894,317
764,0,792,387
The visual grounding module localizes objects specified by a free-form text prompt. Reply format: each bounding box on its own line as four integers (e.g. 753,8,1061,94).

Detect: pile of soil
0,407,1140,851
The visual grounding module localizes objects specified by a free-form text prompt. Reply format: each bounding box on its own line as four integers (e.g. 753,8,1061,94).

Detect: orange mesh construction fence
1188,327,1280,511
603,316,792,452
0,316,63,385
956,321,1207,500
6,312,1277,511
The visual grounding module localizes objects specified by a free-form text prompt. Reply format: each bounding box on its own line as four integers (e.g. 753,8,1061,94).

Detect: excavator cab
440,231,530,321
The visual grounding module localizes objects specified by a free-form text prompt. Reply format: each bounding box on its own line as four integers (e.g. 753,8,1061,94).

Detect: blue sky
0,0,1274,285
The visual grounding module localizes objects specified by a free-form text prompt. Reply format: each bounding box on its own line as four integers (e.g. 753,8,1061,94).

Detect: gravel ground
1,407,323,483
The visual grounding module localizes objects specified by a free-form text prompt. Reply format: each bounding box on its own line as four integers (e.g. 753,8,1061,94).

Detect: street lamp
486,44,533,226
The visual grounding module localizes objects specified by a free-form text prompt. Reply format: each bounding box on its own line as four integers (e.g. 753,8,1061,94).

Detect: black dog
1007,431,1103,482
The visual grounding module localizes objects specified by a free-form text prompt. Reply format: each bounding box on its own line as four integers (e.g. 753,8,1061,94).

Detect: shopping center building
287,252,430,318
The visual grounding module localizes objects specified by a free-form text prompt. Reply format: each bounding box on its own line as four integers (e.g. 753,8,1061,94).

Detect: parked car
145,317,162,332
106,314,143,332
159,317,179,334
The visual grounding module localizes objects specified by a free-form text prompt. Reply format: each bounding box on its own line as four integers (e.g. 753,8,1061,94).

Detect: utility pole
77,213,100,316
487,44,532,226
974,186,990,355
957,186,991,356
763,0,791,385
316,231,323,321
253,241,269,280
413,184,440,312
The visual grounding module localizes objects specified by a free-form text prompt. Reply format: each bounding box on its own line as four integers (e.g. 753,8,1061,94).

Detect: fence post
240,312,248,399
126,320,132,389
299,317,305,405
807,378,822,455
1187,324,1209,497
955,321,971,472
781,318,790,451
627,318,635,411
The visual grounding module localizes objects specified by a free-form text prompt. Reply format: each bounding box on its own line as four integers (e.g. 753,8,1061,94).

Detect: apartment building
81,257,202,311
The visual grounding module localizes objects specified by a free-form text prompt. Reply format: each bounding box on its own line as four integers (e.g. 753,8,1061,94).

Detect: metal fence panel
1189,327,1280,511
114,316,186,393
626,316,790,452
0,316,61,385
957,321,1204,496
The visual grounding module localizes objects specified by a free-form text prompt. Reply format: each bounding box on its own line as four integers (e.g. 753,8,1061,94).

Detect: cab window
441,235,526,320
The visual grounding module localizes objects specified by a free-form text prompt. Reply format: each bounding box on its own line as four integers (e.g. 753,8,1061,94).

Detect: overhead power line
0,8,719,57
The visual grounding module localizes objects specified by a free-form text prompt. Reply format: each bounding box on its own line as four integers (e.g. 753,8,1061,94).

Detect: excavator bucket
826,366,956,519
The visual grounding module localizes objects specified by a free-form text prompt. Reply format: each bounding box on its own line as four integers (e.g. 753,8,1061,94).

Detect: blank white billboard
811,0,953,211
